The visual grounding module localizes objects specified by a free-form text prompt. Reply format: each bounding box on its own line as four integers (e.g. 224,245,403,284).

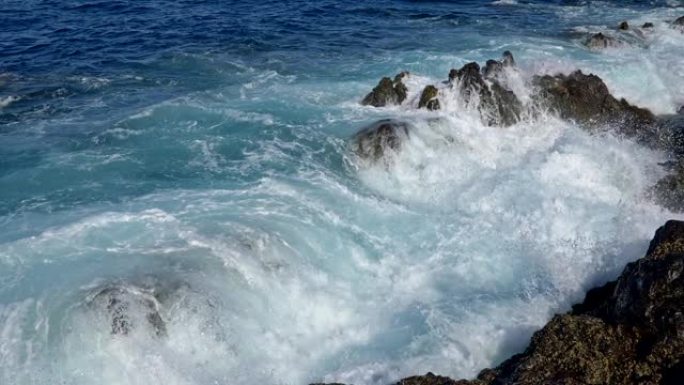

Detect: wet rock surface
435,220,684,385
585,32,622,49
533,70,655,131
418,85,440,110
362,72,409,107
88,283,168,338
449,55,521,127
673,16,684,31
312,221,684,385
356,52,684,213
352,119,410,161
648,114,684,211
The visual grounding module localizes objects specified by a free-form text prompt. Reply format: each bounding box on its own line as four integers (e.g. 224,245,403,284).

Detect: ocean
1,1,684,384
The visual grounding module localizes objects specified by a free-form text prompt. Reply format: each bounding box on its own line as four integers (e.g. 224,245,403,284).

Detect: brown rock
533,70,655,131
352,119,410,160
449,57,522,126
393,221,684,385
362,72,410,107
585,32,622,49
418,85,440,110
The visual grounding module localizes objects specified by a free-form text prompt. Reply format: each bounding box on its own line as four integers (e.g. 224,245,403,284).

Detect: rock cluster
352,119,410,161
345,16,684,385
313,221,684,385
355,50,684,213
581,18,673,51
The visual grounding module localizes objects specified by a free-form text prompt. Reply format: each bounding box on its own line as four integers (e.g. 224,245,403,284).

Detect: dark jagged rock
654,171,684,212
483,60,503,80
585,32,622,49
642,22,655,29
312,222,684,385
648,113,684,212
362,72,409,107
481,52,516,79
395,72,410,103
673,16,684,31
533,70,655,130
501,51,515,67
352,119,410,160
450,62,486,101
418,85,440,110
449,56,522,126
398,372,478,385
385,221,684,385
619,21,630,30
489,82,522,127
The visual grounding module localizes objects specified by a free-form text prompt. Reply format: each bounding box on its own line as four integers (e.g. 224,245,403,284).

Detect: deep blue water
1,1,684,384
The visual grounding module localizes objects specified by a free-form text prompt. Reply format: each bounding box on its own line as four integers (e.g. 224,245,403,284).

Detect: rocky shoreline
335,17,684,385
354,48,684,211
314,221,684,385
397,220,684,385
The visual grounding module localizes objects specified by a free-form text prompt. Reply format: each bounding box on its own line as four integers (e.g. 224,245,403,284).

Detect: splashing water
1,1,684,385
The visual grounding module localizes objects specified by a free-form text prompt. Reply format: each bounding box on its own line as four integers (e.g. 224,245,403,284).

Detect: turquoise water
1,1,684,384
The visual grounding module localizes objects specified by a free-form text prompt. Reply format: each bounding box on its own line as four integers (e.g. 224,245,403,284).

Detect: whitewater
1,1,684,385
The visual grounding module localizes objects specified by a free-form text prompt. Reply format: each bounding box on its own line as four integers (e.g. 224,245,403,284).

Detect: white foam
2,8,684,385
0,95,20,109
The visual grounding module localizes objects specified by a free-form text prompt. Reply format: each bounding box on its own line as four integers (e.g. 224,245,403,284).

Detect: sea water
1,1,684,384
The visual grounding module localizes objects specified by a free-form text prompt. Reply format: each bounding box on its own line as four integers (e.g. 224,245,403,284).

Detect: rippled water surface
1,1,684,384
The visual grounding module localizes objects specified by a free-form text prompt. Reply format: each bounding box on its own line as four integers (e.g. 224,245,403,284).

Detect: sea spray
1,1,684,385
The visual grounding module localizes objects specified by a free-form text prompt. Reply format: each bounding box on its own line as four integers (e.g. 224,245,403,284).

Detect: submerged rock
418,85,440,110
362,72,409,107
585,32,622,49
533,70,655,131
314,221,684,385
642,22,655,30
88,284,168,338
352,119,410,160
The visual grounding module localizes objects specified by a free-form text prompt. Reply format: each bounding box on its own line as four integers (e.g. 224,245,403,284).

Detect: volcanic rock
352,119,410,160
533,70,655,130
313,220,684,385
449,57,522,126
418,85,440,110
585,32,622,49
362,72,410,107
